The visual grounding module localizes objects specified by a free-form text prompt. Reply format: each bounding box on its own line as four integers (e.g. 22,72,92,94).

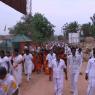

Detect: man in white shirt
23,49,34,81
65,44,71,56
76,48,83,75
85,51,95,95
12,49,23,86
0,67,18,95
67,47,82,95
50,53,67,95
46,49,56,81
5,51,13,74
0,50,10,73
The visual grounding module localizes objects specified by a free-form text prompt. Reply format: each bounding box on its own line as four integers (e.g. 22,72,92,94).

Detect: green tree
81,23,91,37
58,35,64,41
62,21,79,38
90,14,95,37
90,13,95,25
81,22,95,37
9,15,33,35
90,25,95,37
32,13,54,42
9,13,55,43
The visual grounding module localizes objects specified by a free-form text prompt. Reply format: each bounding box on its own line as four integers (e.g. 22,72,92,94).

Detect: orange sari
35,53,42,73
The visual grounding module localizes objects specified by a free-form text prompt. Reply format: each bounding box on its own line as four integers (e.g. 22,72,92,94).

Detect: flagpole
26,0,32,16
30,0,32,16
4,25,6,32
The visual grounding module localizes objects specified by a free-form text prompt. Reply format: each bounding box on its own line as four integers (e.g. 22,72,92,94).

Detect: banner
0,0,26,14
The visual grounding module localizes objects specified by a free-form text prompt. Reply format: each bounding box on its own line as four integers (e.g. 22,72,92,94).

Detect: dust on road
19,63,88,95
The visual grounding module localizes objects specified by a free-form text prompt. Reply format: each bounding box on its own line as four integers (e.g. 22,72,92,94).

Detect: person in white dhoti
85,51,95,95
67,47,82,95
50,53,67,95
5,51,13,74
76,48,83,75
12,49,23,86
23,49,34,81
0,50,11,73
65,44,71,56
46,50,56,81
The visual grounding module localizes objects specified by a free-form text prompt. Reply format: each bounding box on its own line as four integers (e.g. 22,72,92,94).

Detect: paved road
19,63,88,95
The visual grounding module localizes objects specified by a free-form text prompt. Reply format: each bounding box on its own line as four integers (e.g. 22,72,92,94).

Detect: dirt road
19,63,88,95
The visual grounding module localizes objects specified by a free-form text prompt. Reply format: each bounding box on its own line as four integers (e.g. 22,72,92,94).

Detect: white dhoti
54,76,64,95
13,64,22,85
51,59,66,95
87,77,95,95
85,57,95,95
24,62,27,74
26,63,32,74
25,61,33,81
67,54,82,95
70,71,79,95
23,53,33,81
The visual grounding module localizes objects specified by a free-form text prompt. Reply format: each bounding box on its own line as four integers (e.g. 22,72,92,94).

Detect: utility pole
26,0,32,16
26,0,32,37
29,0,32,16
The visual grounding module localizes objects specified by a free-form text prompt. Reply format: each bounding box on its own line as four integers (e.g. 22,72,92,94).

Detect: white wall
69,33,80,44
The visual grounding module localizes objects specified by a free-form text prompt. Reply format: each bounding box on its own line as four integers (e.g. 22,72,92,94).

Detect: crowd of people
0,41,95,95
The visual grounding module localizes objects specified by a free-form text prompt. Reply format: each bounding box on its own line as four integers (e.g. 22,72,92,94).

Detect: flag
4,25,6,31
0,0,27,14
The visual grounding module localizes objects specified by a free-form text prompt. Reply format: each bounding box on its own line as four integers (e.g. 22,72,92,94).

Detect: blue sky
0,0,95,35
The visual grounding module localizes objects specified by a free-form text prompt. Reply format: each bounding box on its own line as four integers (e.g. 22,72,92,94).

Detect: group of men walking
46,45,83,95
0,42,95,95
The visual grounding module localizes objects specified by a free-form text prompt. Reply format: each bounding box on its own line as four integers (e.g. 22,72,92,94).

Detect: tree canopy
62,21,79,38
81,16,95,37
90,13,95,25
9,13,55,43
62,14,95,38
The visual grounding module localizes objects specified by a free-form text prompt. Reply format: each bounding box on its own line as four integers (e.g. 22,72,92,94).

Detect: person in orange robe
60,48,67,66
44,50,50,75
35,52,42,74
32,51,36,72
